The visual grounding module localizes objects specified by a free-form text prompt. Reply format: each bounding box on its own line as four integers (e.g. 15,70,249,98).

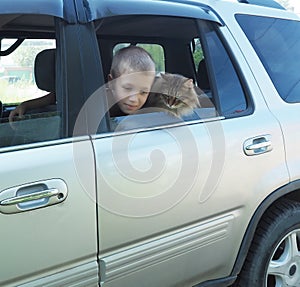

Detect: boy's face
109,71,155,115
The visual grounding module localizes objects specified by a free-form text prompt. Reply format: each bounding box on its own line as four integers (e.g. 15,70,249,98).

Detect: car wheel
234,198,300,287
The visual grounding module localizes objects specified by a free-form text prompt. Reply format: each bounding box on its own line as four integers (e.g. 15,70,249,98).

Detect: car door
90,3,289,286
0,142,98,287
0,10,98,287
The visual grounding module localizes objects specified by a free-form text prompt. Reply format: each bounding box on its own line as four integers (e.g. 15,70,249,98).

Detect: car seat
34,48,56,93
197,59,210,91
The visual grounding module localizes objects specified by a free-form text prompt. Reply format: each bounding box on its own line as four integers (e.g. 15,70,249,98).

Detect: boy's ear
107,74,113,89
108,74,113,81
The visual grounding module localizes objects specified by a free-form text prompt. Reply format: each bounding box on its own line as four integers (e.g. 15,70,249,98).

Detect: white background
277,0,300,14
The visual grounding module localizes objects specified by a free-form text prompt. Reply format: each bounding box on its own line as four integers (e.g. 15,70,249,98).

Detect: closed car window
236,15,300,103
203,26,248,116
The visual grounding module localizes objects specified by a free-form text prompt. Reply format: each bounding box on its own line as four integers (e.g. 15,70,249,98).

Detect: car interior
0,13,220,146
0,14,58,147
95,15,217,130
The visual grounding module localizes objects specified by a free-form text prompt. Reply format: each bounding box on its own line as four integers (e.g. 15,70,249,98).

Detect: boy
9,46,156,120
107,45,156,116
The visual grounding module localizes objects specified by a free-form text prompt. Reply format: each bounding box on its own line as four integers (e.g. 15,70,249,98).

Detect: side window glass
0,30,60,148
236,15,300,103
203,28,248,116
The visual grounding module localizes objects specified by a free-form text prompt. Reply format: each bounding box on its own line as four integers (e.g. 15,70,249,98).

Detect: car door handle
243,135,273,156
0,179,68,214
0,188,62,206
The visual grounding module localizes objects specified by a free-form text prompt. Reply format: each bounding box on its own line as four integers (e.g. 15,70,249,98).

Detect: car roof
85,0,221,23
0,0,287,25
0,0,222,24
0,0,64,18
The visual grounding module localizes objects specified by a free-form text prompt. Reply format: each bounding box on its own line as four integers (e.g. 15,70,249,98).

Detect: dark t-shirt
109,97,151,117
109,104,126,117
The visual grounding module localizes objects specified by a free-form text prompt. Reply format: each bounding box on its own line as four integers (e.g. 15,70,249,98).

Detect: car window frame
197,20,254,118
236,14,300,104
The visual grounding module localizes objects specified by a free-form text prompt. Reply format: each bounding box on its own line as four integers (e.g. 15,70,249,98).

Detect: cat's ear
160,72,170,81
184,78,194,89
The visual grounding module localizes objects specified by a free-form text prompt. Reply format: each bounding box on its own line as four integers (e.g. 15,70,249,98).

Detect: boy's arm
9,92,56,121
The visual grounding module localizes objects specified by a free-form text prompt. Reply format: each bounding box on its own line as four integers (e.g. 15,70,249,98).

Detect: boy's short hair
110,46,155,78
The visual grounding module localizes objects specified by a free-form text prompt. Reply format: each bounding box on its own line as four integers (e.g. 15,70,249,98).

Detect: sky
288,0,300,13
277,0,300,14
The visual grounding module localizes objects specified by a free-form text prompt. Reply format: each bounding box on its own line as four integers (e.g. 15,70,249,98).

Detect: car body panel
93,106,288,286
91,17,289,284
0,140,98,286
0,0,298,286
224,10,300,185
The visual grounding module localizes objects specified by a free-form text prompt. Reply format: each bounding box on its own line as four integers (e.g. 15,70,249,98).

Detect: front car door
0,2,99,286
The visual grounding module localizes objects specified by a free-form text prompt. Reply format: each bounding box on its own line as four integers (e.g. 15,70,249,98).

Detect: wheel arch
230,179,300,277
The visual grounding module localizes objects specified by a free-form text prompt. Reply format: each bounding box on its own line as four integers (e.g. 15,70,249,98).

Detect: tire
234,198,300,287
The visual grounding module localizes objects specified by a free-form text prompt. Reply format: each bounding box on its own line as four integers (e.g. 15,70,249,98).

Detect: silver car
0,0,300,286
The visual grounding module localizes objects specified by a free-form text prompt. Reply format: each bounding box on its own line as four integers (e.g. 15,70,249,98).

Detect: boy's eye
122,85,133,92
140,91,149,96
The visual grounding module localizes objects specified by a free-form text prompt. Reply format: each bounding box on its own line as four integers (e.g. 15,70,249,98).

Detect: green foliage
193,49,204,70
192,38,204,70
138,44,165,72
12,46,40,67
113,43,165,72
11,40,54,67
0,79,41,104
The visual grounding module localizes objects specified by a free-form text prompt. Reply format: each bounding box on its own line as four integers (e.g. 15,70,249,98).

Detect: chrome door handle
245,141,272,151
0,188,62,206
0,179,68,214
243,135,273,156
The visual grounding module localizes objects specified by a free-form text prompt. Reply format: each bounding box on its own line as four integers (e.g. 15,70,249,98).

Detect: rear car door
0,5,98,286
89,1,289,286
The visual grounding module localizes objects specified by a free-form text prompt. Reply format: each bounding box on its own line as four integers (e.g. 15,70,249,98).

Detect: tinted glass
203,28,247,116
236,15,300,103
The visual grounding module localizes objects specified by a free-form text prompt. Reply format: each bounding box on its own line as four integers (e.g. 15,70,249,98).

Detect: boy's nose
128,93,138,101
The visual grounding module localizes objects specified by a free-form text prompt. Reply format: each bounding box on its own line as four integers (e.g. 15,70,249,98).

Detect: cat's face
154,73,199,111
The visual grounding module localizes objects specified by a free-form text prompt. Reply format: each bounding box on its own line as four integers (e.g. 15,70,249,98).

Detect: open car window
0,15,61,149
0,38,55,113
95,15,249,133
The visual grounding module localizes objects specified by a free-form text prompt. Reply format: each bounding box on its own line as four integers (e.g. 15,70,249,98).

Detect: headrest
197,59,210,91
34,49,56,92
